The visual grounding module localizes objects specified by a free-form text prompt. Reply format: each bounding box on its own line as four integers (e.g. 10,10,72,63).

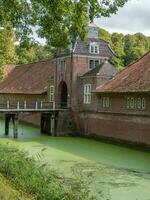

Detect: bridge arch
58,81,68,108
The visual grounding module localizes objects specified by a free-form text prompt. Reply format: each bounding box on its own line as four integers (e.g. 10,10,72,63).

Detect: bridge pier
12,114,19,139
5,114,11,136
40,112,58,136
4,113,19,139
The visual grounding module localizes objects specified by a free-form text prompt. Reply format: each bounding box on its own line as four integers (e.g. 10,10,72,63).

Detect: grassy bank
0,174,21,200
0,142,93,200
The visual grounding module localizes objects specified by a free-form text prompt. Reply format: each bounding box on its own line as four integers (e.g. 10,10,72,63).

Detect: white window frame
130,97,135,109
102,97,110,108
89,43,99,54
50,85,54,102
84,84,92,104
126,97,146,110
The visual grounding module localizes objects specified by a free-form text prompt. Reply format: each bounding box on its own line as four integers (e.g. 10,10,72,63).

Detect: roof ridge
95,50,150,93
15,58,53,68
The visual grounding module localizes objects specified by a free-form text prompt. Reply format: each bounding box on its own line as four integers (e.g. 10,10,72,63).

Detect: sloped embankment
0,143,92,200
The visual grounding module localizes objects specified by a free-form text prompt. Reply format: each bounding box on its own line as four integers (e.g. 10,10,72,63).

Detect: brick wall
78,112,150,146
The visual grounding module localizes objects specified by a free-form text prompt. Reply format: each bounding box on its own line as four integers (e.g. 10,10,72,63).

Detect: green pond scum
0,119,150,200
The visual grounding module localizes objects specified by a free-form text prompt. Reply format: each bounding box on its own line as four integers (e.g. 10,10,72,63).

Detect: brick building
0,23,116,133
91,52,150,147
1,23,150,147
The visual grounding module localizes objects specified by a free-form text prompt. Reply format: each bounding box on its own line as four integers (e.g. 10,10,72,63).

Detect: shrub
0,143,93,200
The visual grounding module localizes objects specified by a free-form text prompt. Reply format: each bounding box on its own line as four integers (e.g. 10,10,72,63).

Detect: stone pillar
51,114,55,136
13,114,19,139
51,112,58,136
40,113,51,135
4,114,10,136
40,114,44,134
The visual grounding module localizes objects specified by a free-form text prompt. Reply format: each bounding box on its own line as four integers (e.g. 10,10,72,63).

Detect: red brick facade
1,24,150,147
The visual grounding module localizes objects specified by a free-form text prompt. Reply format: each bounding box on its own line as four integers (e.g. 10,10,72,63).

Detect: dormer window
89,43,99,54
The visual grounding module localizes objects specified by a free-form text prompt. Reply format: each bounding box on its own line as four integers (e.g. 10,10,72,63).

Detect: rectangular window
59,60,66,72
84,84,92,104
89,59,99,69
89,43,99,54
126,97,146,110
130,97,135,109
127,97,130,109
102,97,110,108
50,86,54,102
95,46,98,53
90,45,94,53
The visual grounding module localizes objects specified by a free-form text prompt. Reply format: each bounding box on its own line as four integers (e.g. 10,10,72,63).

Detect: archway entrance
59,81,68,108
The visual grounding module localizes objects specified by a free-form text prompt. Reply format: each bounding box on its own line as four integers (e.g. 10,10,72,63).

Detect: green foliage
16,42,51,65
0,27,18,79
31,0,128,48
0,0,33,42
99,29,150,68
99,28,112,44
0,174,20,200
0,143,93,200
0,0,129,48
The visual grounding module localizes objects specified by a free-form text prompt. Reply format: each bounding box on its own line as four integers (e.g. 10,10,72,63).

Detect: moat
0,119,150,200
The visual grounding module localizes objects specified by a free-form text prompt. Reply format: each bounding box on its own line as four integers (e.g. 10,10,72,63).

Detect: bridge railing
0,101,69,111
0,101,54,111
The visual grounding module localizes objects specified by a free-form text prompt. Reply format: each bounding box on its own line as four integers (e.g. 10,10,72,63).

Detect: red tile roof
95,51,150,93
0,60,54,94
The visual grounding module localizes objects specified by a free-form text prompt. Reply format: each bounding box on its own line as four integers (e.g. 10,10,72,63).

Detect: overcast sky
95,0,150,36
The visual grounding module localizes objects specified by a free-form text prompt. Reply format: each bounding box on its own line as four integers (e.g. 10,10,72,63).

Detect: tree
100,29,150,69
0,0,128,48
123,34,147,66
0,27,18,79
16,42,52,64
99,28,112,44
31,0,128,48
0,0,33,42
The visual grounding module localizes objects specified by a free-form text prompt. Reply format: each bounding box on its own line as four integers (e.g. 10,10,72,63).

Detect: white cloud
95,0,150,36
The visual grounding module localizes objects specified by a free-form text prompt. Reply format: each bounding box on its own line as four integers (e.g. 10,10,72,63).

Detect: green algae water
0,118,150,200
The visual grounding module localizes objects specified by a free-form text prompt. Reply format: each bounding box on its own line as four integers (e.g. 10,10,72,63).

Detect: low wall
78,112,150,147
57,111,74,135
19,113,41,127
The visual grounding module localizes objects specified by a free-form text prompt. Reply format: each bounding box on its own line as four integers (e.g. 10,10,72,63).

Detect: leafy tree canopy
31,0,128,47
0,0,33,42
0,27,18,78
0,0,128,47
99,28,150,69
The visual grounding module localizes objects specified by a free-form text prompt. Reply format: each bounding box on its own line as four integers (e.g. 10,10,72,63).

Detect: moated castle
0,23,150,147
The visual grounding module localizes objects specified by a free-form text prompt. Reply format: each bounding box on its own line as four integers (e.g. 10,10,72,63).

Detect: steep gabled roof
95,51,150,93
82,63,104,77
74,38,115,57
0,60,54,94
82,61,117,78
56,38,115,58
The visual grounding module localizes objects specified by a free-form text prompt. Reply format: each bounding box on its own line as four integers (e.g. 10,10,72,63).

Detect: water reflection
0,119,40,139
